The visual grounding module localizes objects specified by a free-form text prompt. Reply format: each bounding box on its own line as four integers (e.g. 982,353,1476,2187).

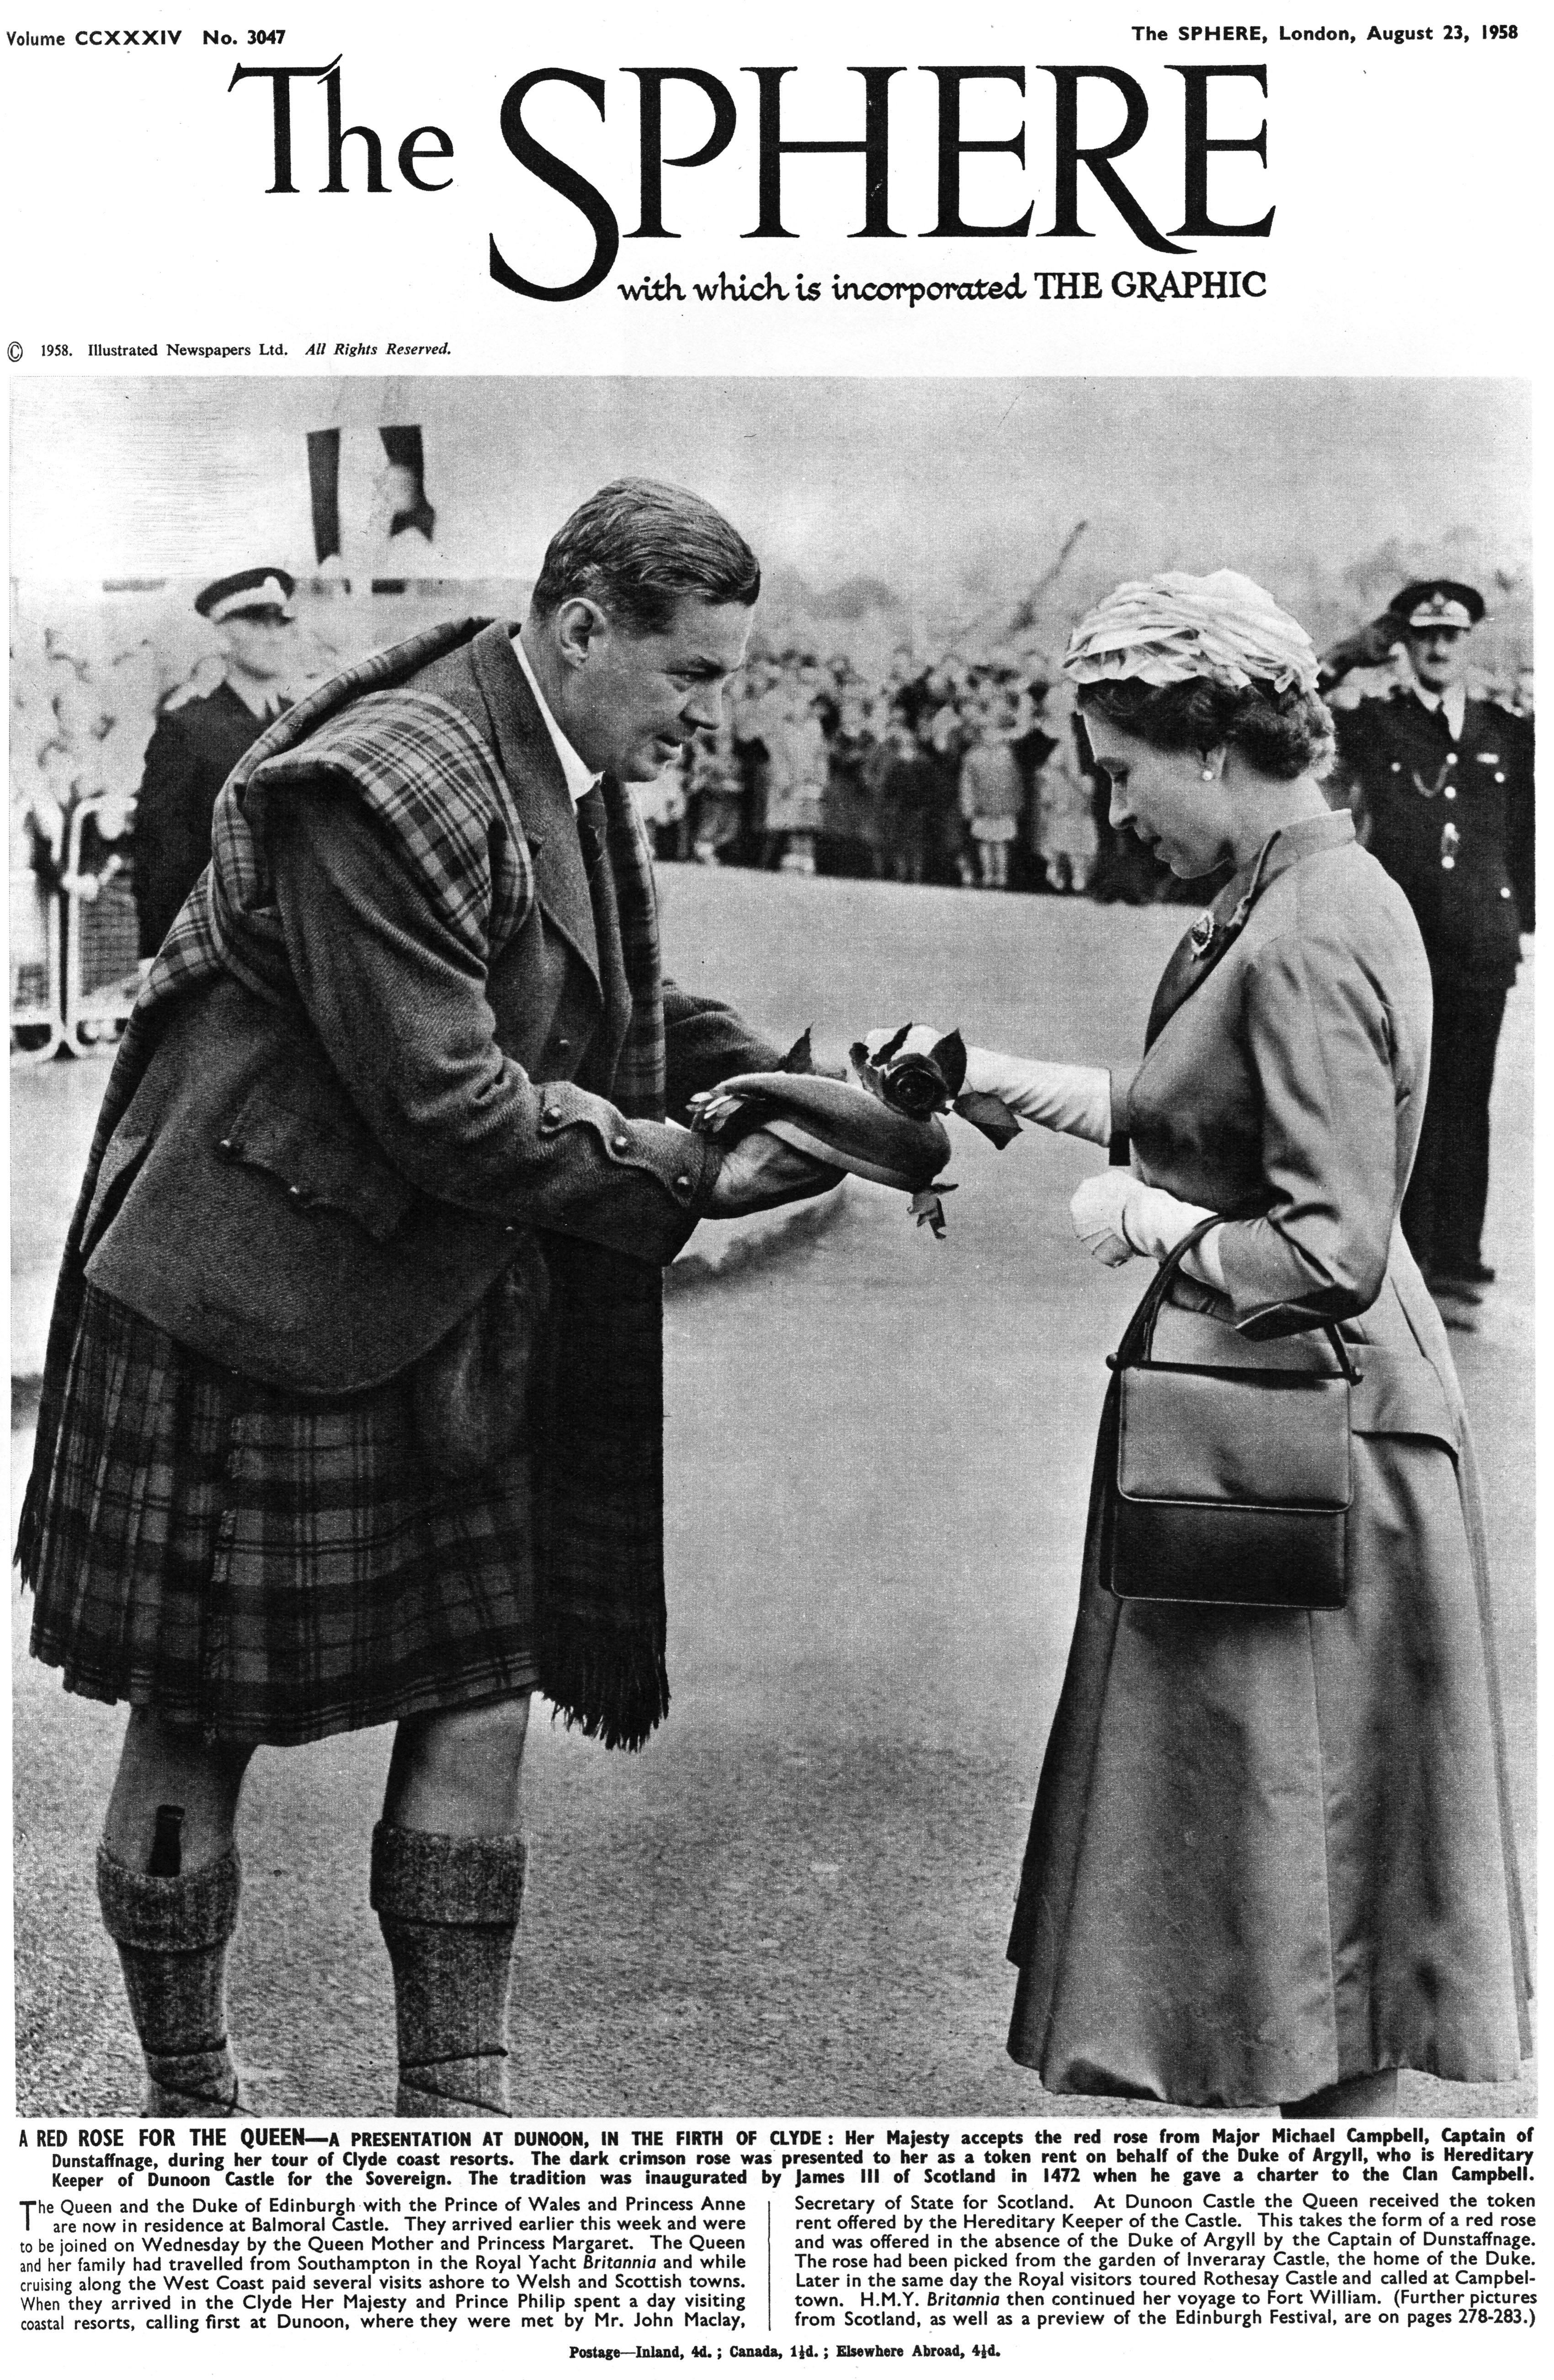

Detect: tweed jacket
69,619,778,1392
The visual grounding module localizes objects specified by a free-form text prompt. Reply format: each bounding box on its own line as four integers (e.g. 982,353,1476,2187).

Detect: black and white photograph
11,373,1534,2125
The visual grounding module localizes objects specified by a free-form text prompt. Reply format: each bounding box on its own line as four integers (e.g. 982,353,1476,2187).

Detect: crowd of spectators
11,598,1538,1044
10,595,394,1037
638,635,1536,907
10,618,154,1024
636,640,1145,897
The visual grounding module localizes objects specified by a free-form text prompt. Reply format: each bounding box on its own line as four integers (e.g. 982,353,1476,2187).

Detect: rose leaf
954,1090,1022,1150
929,1028,968,1097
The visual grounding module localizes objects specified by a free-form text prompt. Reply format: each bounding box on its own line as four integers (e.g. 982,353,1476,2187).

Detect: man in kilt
19,480,836,2117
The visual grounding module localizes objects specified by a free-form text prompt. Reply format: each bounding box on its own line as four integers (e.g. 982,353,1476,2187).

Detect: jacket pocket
1348,1345,1462,1458
80,1126,151,1259
220,1089,415,1243
413,1237,551,1481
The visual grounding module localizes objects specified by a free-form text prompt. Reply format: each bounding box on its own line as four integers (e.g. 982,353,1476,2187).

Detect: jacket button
287,1183,304,1201
555,1037,571,1053
674,1173,692,1194
1444,788,1455,800
611,1132,630,1155
1501,887,1512,899
1495,771,1506,783
502,1222,517,1236
217,1137,234,1158
541,1103,562,1127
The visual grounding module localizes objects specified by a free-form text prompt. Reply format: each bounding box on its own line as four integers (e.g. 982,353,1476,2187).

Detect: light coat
1007,810,1532,2103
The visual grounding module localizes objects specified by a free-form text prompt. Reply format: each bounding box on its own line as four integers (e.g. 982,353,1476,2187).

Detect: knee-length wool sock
370,1823,527,2117
96,1843,243,2115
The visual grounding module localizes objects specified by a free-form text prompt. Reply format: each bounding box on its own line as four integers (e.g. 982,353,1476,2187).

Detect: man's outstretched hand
703,1128,844,1216
1319,611,1401,685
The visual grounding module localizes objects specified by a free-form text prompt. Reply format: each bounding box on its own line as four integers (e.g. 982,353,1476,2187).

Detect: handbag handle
1111,1213,1362,1384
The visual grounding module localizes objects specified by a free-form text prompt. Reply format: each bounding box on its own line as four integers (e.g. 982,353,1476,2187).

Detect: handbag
1105,1215,1360,1610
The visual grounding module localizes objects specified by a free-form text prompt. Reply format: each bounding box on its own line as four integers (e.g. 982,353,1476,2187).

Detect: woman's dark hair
531,478,761,635
1076,672,1335,781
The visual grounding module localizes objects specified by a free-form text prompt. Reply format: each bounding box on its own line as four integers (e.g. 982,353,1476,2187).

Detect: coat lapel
1145,811,1356,1048
468,623,600,989
1145,863,1258,1048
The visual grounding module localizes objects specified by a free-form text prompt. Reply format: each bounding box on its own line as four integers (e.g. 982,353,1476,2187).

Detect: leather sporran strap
1110,1213,1361,1384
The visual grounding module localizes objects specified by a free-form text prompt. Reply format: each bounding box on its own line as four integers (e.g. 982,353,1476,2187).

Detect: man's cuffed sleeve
662,980,784,1119
1329,708,1374,835
271,782,718,1266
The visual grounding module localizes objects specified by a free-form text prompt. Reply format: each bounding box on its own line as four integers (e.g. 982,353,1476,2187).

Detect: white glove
1070,1172,1219,1272
963,1048,1112,1144
863,1030,1112,1144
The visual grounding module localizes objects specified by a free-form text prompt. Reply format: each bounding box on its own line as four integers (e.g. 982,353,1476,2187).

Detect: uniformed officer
132,567,297,956
1324,580,1535,1302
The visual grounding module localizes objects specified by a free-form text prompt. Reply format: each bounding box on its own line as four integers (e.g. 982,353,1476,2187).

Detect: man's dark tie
575,786,607,876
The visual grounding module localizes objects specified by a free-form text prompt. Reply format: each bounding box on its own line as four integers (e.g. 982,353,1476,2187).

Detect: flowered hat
1064,570,1321,696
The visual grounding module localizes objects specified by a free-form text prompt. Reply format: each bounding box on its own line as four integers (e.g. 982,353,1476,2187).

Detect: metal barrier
61,796,142,1055
9,870,65,1062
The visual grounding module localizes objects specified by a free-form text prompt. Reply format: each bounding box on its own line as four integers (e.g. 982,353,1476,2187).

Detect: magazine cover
6,1,1540,2365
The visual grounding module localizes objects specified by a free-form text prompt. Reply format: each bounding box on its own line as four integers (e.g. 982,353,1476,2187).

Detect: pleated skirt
27,1285,539,1744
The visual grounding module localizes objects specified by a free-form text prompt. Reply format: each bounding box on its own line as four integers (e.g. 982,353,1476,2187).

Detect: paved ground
11,868,1536,2116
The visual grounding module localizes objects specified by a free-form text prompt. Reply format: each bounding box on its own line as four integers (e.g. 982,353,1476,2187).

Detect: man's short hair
531,479,761,635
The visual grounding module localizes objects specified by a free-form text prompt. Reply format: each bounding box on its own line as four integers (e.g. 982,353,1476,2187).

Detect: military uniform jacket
133,678,287,956
1335,687,1535,989
67,619,776,1393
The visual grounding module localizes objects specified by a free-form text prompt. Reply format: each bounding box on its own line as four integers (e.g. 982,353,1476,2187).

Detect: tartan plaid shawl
20,618,676,1749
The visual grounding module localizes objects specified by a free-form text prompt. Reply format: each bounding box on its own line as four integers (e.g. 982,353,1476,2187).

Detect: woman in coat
891,571,1531,2113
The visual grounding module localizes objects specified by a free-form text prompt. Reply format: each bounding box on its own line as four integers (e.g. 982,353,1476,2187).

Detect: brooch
1189,910,1217,960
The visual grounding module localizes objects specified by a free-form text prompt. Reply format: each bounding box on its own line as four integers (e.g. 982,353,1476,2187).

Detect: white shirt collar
513,631,600,807
1413,680,1467,740
225,672,285,722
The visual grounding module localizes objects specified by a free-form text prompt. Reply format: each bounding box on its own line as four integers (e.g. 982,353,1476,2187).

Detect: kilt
26,1284,539,1745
